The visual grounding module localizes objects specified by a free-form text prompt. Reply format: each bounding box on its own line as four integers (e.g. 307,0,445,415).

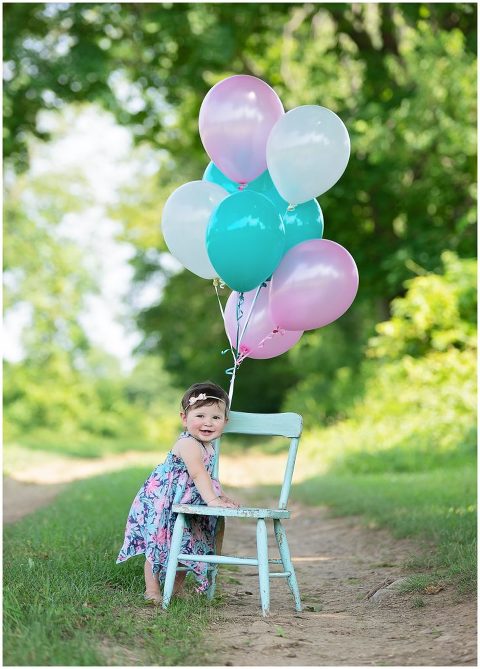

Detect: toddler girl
116,381,237,604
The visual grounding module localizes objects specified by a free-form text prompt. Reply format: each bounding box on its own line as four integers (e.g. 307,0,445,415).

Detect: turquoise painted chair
162,411,303,616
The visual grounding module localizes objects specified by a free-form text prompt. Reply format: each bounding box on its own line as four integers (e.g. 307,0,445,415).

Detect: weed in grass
412,596,426,608
371,562,398,568
221,564,241,572
275,625,286,637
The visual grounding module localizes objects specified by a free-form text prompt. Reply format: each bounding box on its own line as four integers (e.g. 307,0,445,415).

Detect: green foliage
282,255,477,596
369,252,477,358
4,353,180,450
326,348,476,474
4,171,94,357
282,303,373,422
290,254,476,475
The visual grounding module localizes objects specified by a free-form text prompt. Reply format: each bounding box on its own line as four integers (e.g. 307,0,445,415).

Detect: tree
4,3,477,413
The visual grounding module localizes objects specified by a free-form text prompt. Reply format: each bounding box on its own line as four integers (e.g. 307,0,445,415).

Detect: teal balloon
283,199,324,253
206,191,285,292
203,162,238,194
203,162,289,215
251,170,289,216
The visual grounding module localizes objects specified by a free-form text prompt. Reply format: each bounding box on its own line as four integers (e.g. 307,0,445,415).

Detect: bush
289,253,477,474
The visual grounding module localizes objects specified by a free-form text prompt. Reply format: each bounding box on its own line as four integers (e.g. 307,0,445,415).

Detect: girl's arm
176,439,237,508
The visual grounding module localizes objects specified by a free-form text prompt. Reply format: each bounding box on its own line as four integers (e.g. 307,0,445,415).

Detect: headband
185,393,227,408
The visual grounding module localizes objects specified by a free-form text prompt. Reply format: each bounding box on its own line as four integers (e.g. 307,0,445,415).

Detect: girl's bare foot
144,560,163,604
144,590,163,606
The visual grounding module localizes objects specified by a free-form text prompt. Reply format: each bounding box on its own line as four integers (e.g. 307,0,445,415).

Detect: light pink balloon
269,239,359,331
199,75,284,184
224,287,303,360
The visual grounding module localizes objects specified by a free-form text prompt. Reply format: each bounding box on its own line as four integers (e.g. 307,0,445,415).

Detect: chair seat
172,503,290,519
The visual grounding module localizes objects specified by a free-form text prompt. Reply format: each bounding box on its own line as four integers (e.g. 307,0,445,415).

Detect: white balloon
161,181,229,279
266,105,350,205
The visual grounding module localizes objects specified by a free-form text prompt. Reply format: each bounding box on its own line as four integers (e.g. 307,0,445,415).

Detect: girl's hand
219,494,239,507
207,495,238,509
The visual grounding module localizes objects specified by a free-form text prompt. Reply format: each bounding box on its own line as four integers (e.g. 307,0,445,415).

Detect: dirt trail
211,493,476,666
3,447,301,523
3,452,477,666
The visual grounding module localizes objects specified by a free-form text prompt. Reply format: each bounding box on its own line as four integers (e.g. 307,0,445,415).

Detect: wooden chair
162,411,303,615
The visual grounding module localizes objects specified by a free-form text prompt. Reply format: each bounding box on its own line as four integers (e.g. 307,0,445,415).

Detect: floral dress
116,432,223,592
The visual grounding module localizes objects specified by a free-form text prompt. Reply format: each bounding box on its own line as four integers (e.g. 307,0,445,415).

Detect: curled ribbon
213,277,226,290
224,344,250,375
258,327,286,349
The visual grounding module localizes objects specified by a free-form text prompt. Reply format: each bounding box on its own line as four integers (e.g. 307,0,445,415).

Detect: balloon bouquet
162,75,359,404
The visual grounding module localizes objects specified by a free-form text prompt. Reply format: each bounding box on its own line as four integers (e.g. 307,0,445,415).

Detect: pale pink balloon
199,75,284,184
269,239,359,331
224,287,303,360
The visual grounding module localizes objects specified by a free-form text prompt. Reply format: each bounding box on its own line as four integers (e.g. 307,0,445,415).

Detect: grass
3,467,222,666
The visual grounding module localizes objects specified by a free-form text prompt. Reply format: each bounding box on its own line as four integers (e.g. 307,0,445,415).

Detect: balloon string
257,327,286,349
213,279,236,365
234,292,245,356
228,291,245,405
227,345,250,403
237,283,263,348
228,283,264,405
213,279,245,407
216,281,265,407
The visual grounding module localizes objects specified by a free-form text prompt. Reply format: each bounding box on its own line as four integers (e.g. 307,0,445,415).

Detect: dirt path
212,493,477,666
3,453,477,666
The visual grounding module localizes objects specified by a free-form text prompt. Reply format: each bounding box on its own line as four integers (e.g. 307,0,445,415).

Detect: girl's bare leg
144,560,161,598
173,570,186,595
144,560,186,599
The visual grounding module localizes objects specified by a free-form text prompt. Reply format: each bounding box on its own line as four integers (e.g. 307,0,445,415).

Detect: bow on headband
188,394,226,406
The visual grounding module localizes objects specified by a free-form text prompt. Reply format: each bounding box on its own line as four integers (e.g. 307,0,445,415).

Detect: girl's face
181,402,227,442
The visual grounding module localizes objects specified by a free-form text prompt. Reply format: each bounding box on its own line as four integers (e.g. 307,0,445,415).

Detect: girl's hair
181,381,230,415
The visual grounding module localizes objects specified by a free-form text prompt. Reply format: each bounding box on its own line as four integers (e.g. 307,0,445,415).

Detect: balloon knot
287,203,296,211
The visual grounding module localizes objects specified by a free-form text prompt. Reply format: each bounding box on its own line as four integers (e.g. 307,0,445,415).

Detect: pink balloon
269,239,359,331
224,287,303,360
199,75,284,184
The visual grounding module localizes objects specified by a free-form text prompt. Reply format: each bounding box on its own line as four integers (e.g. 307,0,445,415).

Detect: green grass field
3,468,221,666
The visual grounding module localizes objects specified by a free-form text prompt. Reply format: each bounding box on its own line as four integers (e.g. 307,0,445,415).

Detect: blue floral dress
116,432,223,592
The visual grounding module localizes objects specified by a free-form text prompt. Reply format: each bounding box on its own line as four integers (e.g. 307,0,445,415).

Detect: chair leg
256,518,270,616
207,517,225,600
162,513,185,609
273,519,302,612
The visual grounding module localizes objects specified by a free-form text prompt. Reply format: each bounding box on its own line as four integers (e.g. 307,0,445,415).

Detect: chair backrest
214,411,303,509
